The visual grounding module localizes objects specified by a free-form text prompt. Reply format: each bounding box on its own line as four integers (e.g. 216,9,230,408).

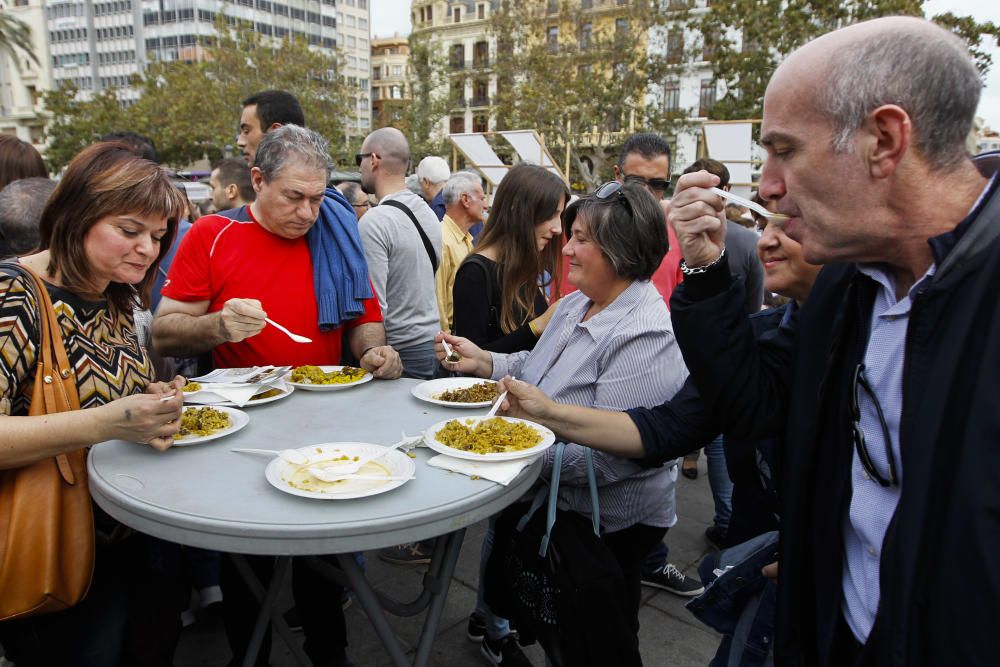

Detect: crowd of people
0,14,997,667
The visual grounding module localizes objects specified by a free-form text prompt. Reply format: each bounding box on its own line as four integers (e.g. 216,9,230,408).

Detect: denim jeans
398,340,437,380
642,539,670,573
705,435,733,529
474,517,513,640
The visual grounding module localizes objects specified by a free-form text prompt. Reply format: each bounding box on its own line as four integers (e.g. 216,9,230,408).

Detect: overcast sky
371,0,1000,129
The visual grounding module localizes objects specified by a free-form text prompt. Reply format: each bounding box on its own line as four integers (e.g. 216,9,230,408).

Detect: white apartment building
0,0,50,147
337,0,371,136
1,0,373,149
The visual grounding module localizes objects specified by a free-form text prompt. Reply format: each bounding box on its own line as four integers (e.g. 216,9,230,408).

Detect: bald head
362,128,410,176
771,16,980,170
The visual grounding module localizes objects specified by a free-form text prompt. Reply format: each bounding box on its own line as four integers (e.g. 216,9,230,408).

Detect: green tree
42,16,355,170
697,0,999,121
0,12,39,68
489,0,685,188
389,32,451,163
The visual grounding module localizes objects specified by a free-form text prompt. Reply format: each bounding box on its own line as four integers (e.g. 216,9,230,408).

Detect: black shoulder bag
484,444,641,667
380,199,438,274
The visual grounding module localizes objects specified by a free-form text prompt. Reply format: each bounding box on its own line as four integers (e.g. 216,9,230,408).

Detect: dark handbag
485,444,641,667
0,262,95,620
380,199,439,273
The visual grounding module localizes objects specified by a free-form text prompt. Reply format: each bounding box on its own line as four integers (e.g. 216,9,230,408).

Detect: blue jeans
705,435,733,529
642,539,670,573
398,340,437,380
474,517,513,640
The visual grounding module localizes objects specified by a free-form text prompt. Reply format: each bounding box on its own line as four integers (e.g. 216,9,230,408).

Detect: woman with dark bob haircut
439,182,689,663
0,141,188,666
0,134,47,190
452,162,569,352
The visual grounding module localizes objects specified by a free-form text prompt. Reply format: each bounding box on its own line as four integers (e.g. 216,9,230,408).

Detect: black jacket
669,153,1000,667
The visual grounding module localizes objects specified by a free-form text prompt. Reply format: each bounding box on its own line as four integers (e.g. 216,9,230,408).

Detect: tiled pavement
173,456,721,666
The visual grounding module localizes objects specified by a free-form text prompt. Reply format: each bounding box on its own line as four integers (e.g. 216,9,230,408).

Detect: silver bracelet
680,246,727,275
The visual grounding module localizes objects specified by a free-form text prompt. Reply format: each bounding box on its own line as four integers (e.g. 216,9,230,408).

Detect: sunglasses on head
623,174,670,196
594,180,634,218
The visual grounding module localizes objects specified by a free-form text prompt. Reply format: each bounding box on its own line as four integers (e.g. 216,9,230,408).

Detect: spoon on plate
265,318,313,344
307,432,421,482
231,448,309,465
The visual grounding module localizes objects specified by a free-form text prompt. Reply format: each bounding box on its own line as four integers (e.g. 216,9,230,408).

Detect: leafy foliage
42,17,354,170
0,12,39,68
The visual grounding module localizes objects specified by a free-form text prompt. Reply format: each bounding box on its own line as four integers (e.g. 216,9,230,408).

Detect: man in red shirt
153,126,402,377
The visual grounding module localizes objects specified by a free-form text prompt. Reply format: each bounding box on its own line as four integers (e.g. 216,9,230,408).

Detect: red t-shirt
558,219,684,308
161,207,383,368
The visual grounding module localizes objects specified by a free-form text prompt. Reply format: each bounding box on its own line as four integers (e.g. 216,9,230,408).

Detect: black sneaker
467,612,486,642
480,635,532,667
641,562,705,597
705,525,728,551
378,542,433,565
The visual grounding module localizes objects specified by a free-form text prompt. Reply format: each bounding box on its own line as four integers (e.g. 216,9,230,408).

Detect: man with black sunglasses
668,17,1000,667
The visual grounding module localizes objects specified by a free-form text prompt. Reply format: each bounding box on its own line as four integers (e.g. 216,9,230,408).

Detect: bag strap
463,254,500,333
1,262,82,483
515,442,602,558
380,199,438,273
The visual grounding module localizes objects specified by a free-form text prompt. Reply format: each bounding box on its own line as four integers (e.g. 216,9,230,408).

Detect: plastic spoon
231,448,309,465
306,432,420,481
481,375,515,420
265,318,313,344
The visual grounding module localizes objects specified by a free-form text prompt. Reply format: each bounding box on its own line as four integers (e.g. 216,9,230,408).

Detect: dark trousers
221,555,348,667
0,535,185,667
603,523,668,636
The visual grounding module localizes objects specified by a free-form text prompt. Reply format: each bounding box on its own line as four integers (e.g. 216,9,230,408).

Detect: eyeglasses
352,200,371,209
850,364,899,487
355,152,379,167
594,180,634,218
623,174,671,197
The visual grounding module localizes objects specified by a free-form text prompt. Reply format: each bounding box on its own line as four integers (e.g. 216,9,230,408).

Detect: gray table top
88,378,541,555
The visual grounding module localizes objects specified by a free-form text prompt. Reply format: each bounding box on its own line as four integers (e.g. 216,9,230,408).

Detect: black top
452,254,546,353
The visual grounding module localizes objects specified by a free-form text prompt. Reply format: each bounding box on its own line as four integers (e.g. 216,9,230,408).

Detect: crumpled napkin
426,454,536,486
185,379,290,408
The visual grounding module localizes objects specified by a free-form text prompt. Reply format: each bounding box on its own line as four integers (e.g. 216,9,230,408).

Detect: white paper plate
410,377,499,409
283,366,373,392
173,406,250,447
184,384,295,407
423,416,556,462
265,442,416,500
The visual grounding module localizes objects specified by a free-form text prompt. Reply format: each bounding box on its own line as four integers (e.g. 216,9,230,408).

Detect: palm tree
0,12,40,68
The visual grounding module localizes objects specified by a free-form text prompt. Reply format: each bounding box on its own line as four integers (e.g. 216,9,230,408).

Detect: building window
473,115,488,133
450,44,465,70
699,79,716,117
702,31,719,61
616,19,628,36
579,23,592,50
373,66,381,80
547,27,558,53
662,82,680,112
473,41,489,68
450,116,465,134
478,4,485,20
453,7,460,23
426,6,432,22
667,30,684,64
392,65,402,76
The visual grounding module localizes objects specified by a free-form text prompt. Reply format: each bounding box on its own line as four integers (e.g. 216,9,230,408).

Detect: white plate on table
264,442,416,500
423,416,556,462
184,384,295,407
410,377,498,409
283,366,373,392
173,405,249,447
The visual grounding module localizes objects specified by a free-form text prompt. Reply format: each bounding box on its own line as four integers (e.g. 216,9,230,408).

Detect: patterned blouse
0,266,154,417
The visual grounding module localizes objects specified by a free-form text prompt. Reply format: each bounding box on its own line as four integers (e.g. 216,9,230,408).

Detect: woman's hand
497,376,557,423
530,298,562,336
435,331,492,377
145,375,186,396
97,391,184,452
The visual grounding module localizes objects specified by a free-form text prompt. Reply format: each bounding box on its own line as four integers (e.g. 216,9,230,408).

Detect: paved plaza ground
173,456,721,666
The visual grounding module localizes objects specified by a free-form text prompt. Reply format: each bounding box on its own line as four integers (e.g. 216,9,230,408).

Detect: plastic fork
306,432,421,481
265,318,312,343
710,188,788,221
482,375,515,419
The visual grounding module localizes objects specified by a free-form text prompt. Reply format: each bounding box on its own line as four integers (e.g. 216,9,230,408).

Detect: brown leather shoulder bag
0,263,95,620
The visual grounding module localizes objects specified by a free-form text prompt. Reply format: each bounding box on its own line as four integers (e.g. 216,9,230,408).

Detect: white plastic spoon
481,375,515,420
265,318,313,344
306,432,420,481
231,448,309,465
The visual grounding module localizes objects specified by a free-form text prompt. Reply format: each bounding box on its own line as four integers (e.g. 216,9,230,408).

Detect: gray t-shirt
358,190,442,351
726,221,765,314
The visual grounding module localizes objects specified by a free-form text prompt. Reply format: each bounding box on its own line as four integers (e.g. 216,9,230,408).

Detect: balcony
470,96,491,108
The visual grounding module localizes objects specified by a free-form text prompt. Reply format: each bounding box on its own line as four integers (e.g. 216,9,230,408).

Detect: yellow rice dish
181,381,202,392
436,382,498,403
290,365,367,385
435,418,542,454
177,407,231,440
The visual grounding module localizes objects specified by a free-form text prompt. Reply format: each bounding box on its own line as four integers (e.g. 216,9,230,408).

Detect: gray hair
417,156,450,184
0,177,57,257
255,124,333,182
337,181,364,204
817,21,980,169
562,182,667,282
442,171,482,206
